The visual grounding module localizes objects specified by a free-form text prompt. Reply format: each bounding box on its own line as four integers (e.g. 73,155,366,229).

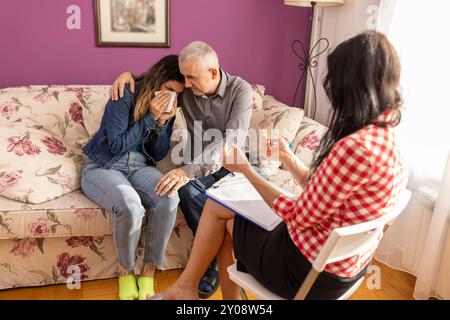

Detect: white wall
311,0,381,125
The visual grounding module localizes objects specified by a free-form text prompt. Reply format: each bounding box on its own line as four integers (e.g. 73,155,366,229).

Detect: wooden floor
0,260,416,300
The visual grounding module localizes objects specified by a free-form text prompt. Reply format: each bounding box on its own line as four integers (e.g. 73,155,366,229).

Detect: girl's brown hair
133,55,184,122
310,31,403,176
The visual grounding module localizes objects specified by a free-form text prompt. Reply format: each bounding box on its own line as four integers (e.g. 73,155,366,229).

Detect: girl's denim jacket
83,84,174,168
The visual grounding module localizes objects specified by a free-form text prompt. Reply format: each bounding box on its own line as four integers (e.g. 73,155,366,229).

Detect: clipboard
205,173,292,231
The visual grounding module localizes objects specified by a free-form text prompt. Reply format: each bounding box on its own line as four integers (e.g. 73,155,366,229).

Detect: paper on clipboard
206,173,293,231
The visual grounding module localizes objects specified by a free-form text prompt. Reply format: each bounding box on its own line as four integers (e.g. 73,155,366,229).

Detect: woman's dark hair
310,30,403,176
134,55,184,122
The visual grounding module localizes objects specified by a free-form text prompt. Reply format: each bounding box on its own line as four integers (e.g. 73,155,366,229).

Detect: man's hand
221,144,251,174
155,168,189,198
110,72,135,101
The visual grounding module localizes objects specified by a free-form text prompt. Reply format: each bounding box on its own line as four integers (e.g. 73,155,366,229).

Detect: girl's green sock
118,275,138,300
138,276,155,300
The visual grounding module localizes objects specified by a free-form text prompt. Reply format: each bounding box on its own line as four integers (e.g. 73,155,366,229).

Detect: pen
211,172,235,188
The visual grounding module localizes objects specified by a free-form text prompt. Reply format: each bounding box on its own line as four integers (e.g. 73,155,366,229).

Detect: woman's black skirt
232,215,369,299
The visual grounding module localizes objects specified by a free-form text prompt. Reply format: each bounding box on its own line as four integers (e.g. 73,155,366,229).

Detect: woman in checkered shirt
162,31,407,300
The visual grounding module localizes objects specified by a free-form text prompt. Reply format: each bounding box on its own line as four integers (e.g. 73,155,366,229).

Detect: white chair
228,189,412,300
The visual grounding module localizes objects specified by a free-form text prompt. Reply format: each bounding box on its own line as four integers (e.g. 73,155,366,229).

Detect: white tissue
155,91,177,113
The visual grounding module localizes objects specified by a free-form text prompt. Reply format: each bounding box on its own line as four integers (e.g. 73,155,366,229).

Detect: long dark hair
134,55,184,122
310,31,403,176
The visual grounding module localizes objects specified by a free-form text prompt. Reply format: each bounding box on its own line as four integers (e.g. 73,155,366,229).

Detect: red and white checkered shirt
273,109,407,278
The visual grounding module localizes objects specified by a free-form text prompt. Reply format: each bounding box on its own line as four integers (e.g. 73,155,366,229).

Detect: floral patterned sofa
0,85,327,290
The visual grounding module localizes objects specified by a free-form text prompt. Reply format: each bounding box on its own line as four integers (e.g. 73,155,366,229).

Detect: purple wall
0,0,311,106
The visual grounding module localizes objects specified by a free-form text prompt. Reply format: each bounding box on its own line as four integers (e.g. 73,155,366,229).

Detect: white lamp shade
284,0,344,7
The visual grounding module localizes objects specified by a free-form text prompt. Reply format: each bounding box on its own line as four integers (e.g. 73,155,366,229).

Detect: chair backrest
312,189,412,272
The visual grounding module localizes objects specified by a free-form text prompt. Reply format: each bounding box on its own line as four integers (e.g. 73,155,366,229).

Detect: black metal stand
292,2,329,119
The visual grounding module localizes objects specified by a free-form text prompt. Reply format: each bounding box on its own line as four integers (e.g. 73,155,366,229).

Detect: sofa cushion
251,84,265,111
76,86,111,137
0,190,111,240
268,168,303,195
0,86,93,150
0,124,85,204
0,86,116,203
291,117,328,167
248,95,304,164
0,188,193,264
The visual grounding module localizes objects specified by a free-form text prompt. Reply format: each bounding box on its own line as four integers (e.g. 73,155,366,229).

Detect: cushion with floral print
73,86,111,137
290,117,328,168
251,84,265,111
248,95,304,165
0,125,83,204
0,86,95,151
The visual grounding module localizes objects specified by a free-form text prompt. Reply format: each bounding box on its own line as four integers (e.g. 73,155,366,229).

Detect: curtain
374,0,450,300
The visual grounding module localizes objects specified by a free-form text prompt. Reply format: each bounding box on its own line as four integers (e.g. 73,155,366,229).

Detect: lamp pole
292,1,329,120
304,1,317,116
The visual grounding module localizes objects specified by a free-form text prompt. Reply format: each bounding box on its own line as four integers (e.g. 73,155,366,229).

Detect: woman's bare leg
164,199,235,300
217,219,240,299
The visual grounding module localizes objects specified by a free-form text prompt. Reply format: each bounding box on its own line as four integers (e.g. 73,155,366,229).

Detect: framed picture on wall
94,0,170,48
